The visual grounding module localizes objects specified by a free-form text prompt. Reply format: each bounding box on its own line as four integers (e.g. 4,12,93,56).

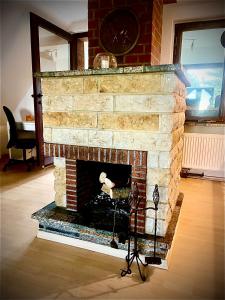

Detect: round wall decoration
221,31,225,48
99,8,140,56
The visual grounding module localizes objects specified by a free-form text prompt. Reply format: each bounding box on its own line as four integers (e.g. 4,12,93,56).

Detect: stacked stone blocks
42,71,186,236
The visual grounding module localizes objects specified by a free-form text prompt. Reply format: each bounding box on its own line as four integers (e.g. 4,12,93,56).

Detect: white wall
0,0,87,156
161,0,225,65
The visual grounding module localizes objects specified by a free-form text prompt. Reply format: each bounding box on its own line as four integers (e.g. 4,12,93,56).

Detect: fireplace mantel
35,64,189,87
38,64,188,237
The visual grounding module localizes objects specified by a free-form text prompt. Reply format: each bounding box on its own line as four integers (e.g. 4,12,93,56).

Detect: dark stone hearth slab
32,193,183,259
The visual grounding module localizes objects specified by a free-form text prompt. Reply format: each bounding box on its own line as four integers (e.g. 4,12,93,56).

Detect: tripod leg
110,203,118,248
136,256,146,281
137,254,148,268
125,230,131,262
121,253,135,276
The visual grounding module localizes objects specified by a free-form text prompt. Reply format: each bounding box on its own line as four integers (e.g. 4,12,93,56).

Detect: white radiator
182,133,225,173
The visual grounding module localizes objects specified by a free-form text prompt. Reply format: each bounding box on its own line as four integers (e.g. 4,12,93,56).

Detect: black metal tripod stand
121,183,161,281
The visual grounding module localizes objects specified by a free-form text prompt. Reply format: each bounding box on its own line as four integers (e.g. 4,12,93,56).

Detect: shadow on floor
1,237,154,299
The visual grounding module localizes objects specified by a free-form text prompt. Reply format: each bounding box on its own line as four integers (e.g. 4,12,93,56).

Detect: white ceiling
27,0,88,33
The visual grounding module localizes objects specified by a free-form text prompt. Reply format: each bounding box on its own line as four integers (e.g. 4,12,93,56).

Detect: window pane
39,27,70,72
185,64,223,119
181,28,225,120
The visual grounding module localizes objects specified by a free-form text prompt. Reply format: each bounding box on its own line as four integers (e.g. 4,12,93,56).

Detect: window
173,20,225,122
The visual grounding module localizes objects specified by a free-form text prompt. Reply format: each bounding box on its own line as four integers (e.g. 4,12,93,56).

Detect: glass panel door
39,27,70,72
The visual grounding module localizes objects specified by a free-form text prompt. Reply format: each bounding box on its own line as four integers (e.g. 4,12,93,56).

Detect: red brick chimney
88,0,163,67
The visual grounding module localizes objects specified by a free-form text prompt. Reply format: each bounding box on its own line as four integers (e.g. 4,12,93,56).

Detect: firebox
73,160,132,238
76,160,132,210
62,146,147,234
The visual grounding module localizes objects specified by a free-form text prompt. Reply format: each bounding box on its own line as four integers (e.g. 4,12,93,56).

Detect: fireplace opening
76,160,132,238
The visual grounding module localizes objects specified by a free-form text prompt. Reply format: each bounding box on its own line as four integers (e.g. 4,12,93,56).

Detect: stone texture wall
41,70,186,236
53,157,66,207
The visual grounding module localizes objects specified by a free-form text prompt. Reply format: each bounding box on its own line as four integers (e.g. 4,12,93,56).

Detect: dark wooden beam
30,12,72,41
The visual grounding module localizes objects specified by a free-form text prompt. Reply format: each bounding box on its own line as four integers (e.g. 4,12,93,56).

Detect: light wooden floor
0,164,224,300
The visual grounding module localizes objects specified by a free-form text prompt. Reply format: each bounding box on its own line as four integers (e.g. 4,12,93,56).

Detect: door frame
30,12,87,167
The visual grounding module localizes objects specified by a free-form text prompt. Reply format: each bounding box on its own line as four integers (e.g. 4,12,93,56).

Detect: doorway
30,13,88,167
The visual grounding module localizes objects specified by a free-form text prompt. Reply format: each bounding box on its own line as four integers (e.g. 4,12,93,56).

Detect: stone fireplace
39,65,188,239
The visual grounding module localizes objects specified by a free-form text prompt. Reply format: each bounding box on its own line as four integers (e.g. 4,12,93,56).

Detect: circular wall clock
99,8,140,56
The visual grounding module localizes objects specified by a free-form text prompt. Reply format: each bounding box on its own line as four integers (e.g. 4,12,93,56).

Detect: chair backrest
3,106,17,148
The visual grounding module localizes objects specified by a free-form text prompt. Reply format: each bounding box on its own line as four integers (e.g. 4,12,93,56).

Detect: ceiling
3,0,218,37
28,0,88,33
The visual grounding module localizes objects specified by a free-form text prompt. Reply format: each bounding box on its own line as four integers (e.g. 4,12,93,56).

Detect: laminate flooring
0,163,224,299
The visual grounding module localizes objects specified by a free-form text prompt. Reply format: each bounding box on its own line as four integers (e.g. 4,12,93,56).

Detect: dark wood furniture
3,106,36,171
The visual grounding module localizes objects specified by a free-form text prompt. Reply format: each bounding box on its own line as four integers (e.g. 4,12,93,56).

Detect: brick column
88,0,163,67
151,0,163,65
66,159,77,211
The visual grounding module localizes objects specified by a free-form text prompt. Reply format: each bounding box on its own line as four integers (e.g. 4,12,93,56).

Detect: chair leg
22,149,26,161
22,149,32,171
26,158,35,172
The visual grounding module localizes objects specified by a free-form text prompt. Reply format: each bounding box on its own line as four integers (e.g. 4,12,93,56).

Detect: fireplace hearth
32,192,183,269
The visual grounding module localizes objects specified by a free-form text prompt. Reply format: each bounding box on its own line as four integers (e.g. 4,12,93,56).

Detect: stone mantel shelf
34,64,190,87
